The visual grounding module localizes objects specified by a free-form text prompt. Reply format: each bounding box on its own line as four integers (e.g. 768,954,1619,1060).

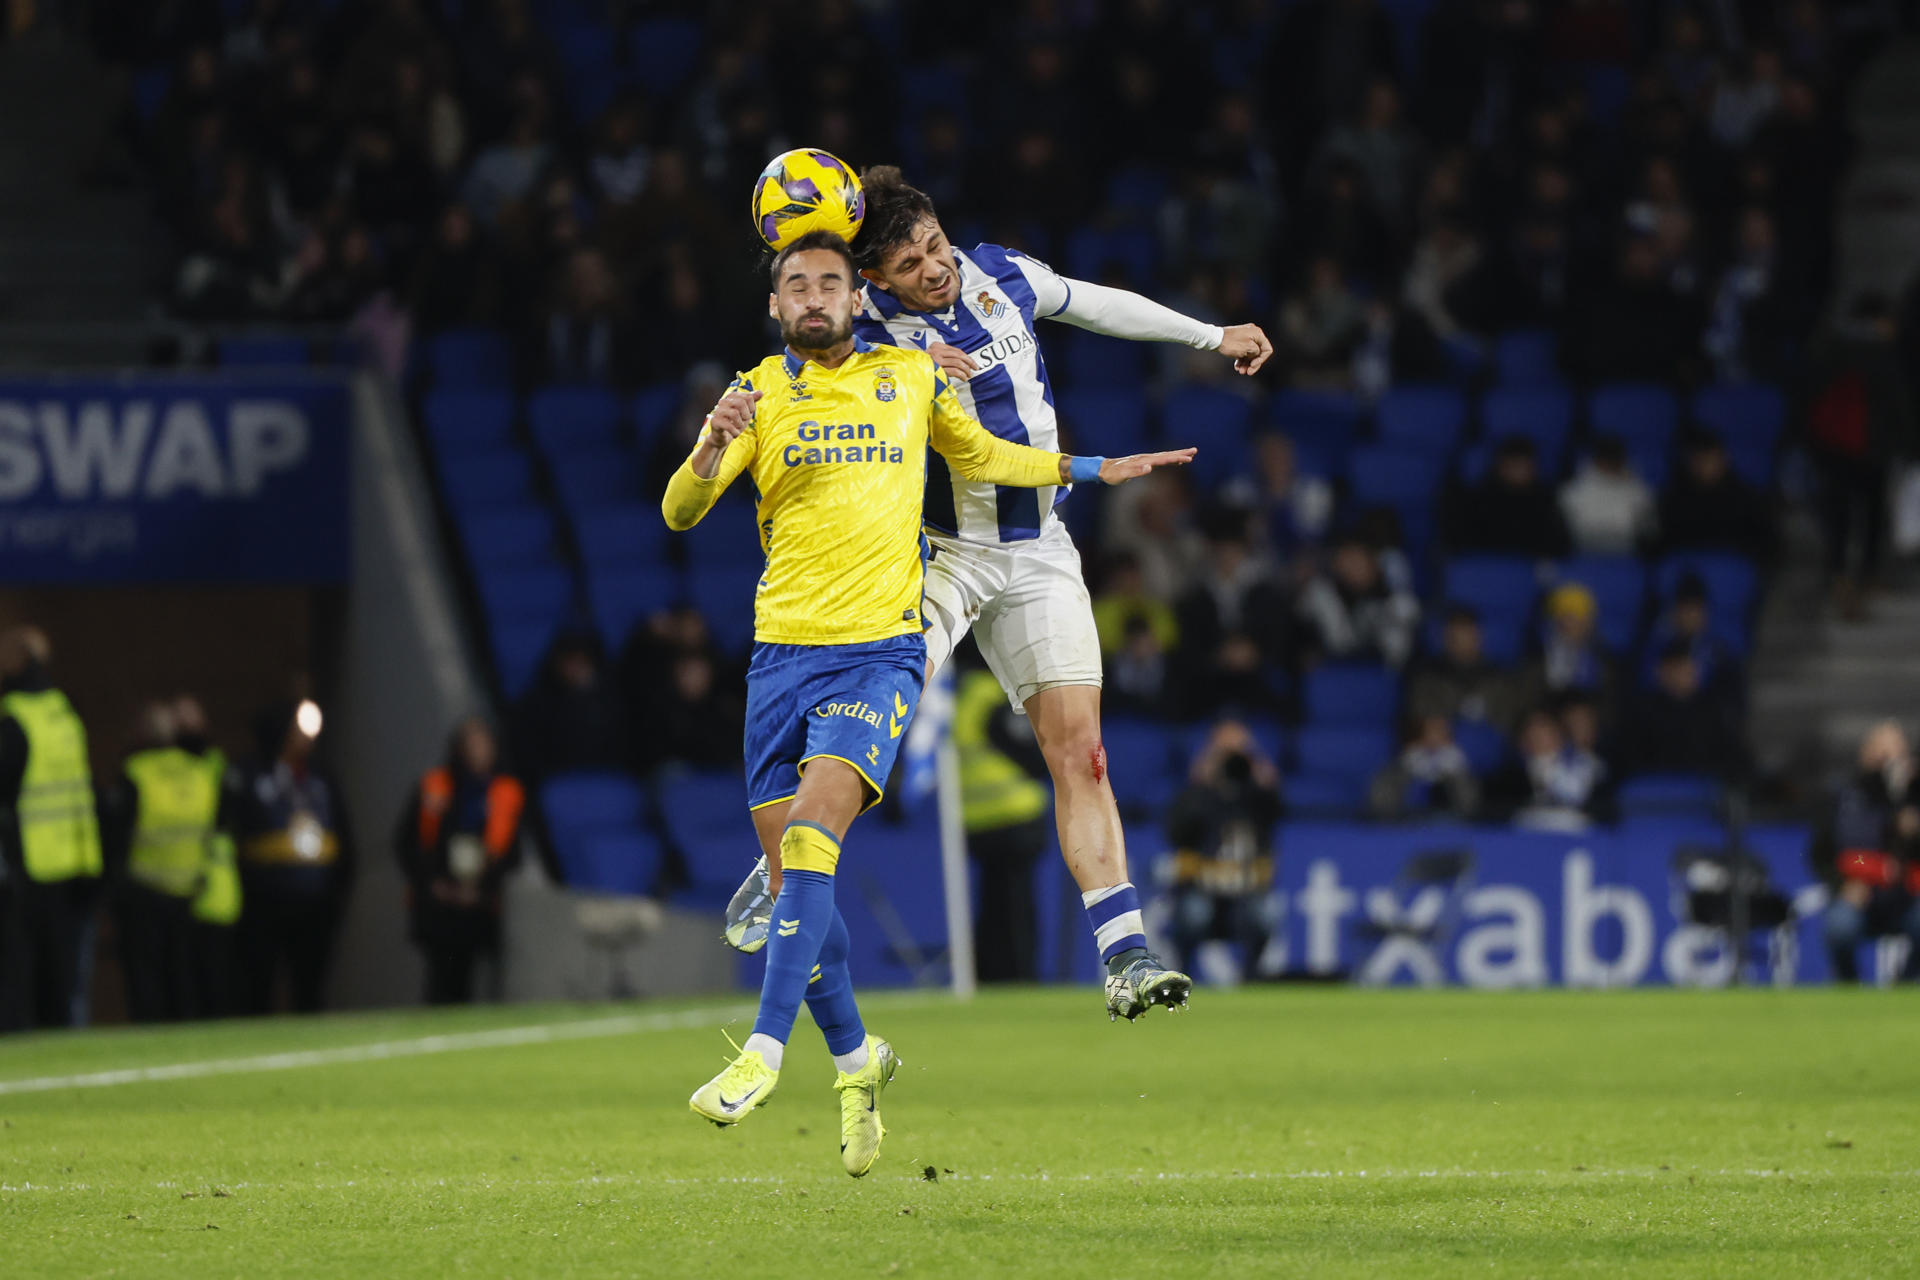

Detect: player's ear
859,268,890,293
767,292,778,321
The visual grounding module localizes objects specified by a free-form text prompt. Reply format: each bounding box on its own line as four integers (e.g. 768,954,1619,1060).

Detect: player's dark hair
769,230,857,286
851,165,938,270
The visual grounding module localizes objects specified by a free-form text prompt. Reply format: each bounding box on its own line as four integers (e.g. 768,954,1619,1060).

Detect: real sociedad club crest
874,369,897,402
975,290,1003,318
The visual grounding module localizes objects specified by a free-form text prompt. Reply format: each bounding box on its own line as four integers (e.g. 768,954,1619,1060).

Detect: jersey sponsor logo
874,369,897,402
967,330,1037,376
782,421,905,468
975,290,1005,318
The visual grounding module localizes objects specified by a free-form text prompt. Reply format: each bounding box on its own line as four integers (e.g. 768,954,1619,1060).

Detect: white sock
832,1042,870,1075
743,1032,784,1070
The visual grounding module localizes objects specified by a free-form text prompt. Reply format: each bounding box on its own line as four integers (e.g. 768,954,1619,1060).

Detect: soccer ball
751,148,865,252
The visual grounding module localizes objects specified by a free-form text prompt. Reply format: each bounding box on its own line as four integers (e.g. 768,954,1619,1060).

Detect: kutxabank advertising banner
0,374,350,583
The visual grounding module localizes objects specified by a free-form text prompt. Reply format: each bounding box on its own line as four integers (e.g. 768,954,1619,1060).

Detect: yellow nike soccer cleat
689,1045,779,1128
833,1034,900,1178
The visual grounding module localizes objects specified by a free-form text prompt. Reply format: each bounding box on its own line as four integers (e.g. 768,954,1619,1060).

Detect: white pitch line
0,1004,758,1097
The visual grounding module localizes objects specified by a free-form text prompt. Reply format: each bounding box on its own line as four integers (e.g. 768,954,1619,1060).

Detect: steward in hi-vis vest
0,626,103,1031
396,718,524,1005
233,699,353,1016
951,667,1052,984
102,698,237,1023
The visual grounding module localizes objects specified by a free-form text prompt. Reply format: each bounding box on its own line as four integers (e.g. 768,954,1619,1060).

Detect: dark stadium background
3,0,1920,1022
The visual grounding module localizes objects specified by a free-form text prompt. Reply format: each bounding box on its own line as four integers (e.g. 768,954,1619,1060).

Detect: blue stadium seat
1162,385,1254,487
573,502,668,571
1375,385,1467,455
528,385,623,457
132,66,172,123
542,771,647,831
630,384,682,445
1064,330,1145,389
1692,384,1786,450
1588,383,1678,449
1066,226,1158,289
1452,717,1508,775
458,505,560,569
1493,329,1561,386
218,335,310,367
1349,446,1439,512
1269,391,1361,473
1483,386,1574,458
426,329,514,389
1441,556,1541,627
1556,556,1648,654
1102,715,1180,817
549,21,619,123
682,499,766,567
476,563,572,623
491,618,556,698
1282,772,1371,818
656,768,759,903
1058,388,1151,457
627,18,704,98
1616,773,1724,819
1293,725,1395,780
557,830,666,896
424,388,515,452
688,567,762,655
1303,664,1400,727
439,450,535,510
551,448,644,509
588,565,682,647
1104,166,1170,219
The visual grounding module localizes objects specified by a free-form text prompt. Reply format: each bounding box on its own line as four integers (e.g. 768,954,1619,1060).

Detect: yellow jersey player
666,230,1192,1176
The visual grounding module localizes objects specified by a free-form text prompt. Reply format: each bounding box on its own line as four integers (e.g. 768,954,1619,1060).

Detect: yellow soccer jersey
662,339,1066,646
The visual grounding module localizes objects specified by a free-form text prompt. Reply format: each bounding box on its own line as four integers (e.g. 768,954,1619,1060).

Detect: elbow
661,498,696,532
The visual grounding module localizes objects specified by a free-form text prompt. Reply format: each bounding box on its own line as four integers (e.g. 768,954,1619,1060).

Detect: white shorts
922,519,1104,712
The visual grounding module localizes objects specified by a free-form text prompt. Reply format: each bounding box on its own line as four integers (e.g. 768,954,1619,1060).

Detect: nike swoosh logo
718,1085,763,1112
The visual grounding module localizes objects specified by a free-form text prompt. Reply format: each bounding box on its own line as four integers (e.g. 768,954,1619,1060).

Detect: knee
1040,722,1107,786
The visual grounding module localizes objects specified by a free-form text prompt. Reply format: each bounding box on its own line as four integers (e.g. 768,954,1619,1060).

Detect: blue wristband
1067,455,1106,485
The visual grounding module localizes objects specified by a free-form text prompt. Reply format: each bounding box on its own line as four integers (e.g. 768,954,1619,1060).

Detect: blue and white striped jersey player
726,166,1274,1021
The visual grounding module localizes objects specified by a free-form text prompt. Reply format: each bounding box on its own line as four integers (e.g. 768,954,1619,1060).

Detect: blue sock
804,907,866,1057
1084,882,1147,964
751,868,836,1044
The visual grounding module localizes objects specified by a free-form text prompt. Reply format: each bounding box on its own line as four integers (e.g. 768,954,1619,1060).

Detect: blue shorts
744,633,928,813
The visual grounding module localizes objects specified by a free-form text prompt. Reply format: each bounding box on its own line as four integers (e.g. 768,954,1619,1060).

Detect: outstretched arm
928,374,1193,487
662,385,758,530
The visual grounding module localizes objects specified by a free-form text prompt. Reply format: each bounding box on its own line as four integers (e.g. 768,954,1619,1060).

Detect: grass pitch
2,987,1917,1278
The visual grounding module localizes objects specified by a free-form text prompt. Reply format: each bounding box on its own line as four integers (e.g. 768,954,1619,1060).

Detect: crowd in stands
98,3,1909,887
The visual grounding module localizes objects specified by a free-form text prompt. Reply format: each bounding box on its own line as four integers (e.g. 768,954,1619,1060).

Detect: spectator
1370,714,1480,822
1524,583,1618,710
1295,533,1421,669
1276,255,1367,389
1579,235,1705,384
1163,720,1283,984
1644,573,1740,711
1492,706,1609,831
1560,435,1657,555
1314,76,1423,234
512,629,630,780
538,246,640,387
1659,429,1776,560
646,650,746,772
1092,551,1179,661
1803,295,1913,619
1402,215,1496,344
396,717,525,1005
233,697,353,1015
1617,642,1748,781
1107,615,1175,719
0,627,104,1031
1175,508,1291,713
1704,206,1796,383
1811,721,1920,983
1222,433,1335,563
100,701,220,1023
952,667,1051,984
173,695,241,1020
588,100,651,208
1406,605,1523,733
460,91,553,229
1447,436,1572,559
407,203,502,335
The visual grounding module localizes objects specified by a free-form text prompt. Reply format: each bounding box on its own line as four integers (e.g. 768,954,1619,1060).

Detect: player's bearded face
773,249,857,351
780,300,854,351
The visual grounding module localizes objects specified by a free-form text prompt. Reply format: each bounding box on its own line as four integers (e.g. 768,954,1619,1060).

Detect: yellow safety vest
2,688,102,882
952,671,1049,834
125,747,222,898
194,830,242,925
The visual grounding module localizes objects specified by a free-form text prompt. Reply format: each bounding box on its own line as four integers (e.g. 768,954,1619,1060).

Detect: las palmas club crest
874,369,897,402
